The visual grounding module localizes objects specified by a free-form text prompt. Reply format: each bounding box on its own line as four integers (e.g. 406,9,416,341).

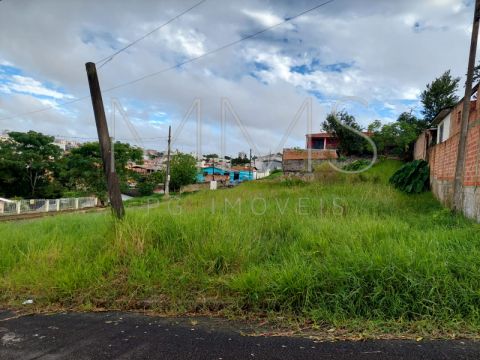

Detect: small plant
343,159,370,172
389,160,430,194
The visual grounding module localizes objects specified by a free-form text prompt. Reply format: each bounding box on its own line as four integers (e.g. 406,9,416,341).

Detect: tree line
322,69,461,160
0,131,197,200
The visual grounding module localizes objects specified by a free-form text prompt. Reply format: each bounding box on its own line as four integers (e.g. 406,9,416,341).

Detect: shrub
314,162,340,183
389,160,430,193
281,177,307,187
343,159,370,172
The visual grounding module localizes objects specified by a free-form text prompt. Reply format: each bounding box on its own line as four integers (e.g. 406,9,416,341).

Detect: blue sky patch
81,29,121,50
291,59,353,75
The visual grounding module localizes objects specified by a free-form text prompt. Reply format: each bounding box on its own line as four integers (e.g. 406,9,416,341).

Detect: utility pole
453,0,480,211
85,62,124,219
164,125,172,198
249,148,252,180
212,156,215,181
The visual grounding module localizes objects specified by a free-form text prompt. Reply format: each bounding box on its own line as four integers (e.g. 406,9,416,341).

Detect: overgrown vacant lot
1,160,480,335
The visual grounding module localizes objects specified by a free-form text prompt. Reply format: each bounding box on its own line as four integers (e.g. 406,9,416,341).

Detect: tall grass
1,160,479,333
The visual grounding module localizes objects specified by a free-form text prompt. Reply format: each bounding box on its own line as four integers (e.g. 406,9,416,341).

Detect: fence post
16,201,21,214
75,198,79,209
45,200,49,212
56,199,60,212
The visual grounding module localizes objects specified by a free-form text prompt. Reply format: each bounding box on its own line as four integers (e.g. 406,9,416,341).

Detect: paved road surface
1,311,479,359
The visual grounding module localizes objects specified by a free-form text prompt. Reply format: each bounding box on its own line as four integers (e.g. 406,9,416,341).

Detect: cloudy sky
0,0,477,156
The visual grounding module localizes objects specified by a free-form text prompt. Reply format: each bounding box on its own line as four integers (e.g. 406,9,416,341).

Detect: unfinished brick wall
414,132,427,160
427,99,480,221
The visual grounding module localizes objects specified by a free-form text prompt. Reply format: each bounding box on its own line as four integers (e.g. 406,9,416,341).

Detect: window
439,123,444,143
311,138,324,149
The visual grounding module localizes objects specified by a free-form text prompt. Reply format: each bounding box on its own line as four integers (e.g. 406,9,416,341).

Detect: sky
0,0,477,156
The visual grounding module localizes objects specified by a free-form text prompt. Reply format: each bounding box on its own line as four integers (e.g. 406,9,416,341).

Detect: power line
0,0,336,122
0,95,91,121
102,0,336,92
52,134,168,141
96,0,207,69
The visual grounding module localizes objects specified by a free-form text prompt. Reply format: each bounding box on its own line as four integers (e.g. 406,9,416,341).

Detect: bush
343,159,370,172
389,160,430,193
314,162,341,183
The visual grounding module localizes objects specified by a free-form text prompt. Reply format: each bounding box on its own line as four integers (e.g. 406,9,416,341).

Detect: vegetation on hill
1,160,479,336
0,131,197,200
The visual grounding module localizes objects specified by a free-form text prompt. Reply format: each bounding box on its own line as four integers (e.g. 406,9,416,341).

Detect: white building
254,153,283,172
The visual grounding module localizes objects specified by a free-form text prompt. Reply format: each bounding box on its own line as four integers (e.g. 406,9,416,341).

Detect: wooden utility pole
85,62,125,219
164,125,172,198
453,0,480,210
212,157,215,181
249,148,252,180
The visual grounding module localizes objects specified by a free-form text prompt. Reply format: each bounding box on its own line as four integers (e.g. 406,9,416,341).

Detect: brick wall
414,132,427,160
426,99,480,221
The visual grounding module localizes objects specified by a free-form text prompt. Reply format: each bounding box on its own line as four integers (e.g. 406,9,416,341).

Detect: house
197,165,256,184
413,83,480,221
282,148,338,173
128,157,165,175
306,131,373,151
197,166,230,183
254,153,283,172
230,165,256,182
53,139,81,152
305,132,339,150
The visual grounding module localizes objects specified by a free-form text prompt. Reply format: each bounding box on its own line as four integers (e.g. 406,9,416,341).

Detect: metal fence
0,197,97,216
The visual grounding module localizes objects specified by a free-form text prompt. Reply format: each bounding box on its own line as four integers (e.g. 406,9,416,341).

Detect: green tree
61,141,143,202
420,70,460,124
369,112,425,160
169,153,197,191
322,110,366,156
137,171,165,196
204,153,218,159
0,131,62,198
231,155,249,166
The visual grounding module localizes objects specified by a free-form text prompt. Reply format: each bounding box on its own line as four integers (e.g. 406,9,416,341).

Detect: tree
231,155,249,166
137,171,165,196
369,112,425,160
420,70,460,124
0,131,62,198
169,153,197,192
61,141,143,202
322,110,366,156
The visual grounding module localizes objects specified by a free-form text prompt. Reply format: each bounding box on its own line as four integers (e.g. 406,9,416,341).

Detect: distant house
306,131,373,151
305,132,339,150
53,139,81,152
128,157,165,175
255,153,283,172
197,165,256,184
282,148,338,173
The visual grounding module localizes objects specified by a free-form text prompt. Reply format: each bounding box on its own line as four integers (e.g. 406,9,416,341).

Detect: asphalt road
1,311,479,359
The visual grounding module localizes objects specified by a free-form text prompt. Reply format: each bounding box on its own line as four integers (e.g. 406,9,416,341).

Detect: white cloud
0,0,476,152
8,75,73,100
402,87,422,100
242,9,294,30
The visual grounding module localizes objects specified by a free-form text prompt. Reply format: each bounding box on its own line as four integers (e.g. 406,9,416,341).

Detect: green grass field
1,160,480,336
